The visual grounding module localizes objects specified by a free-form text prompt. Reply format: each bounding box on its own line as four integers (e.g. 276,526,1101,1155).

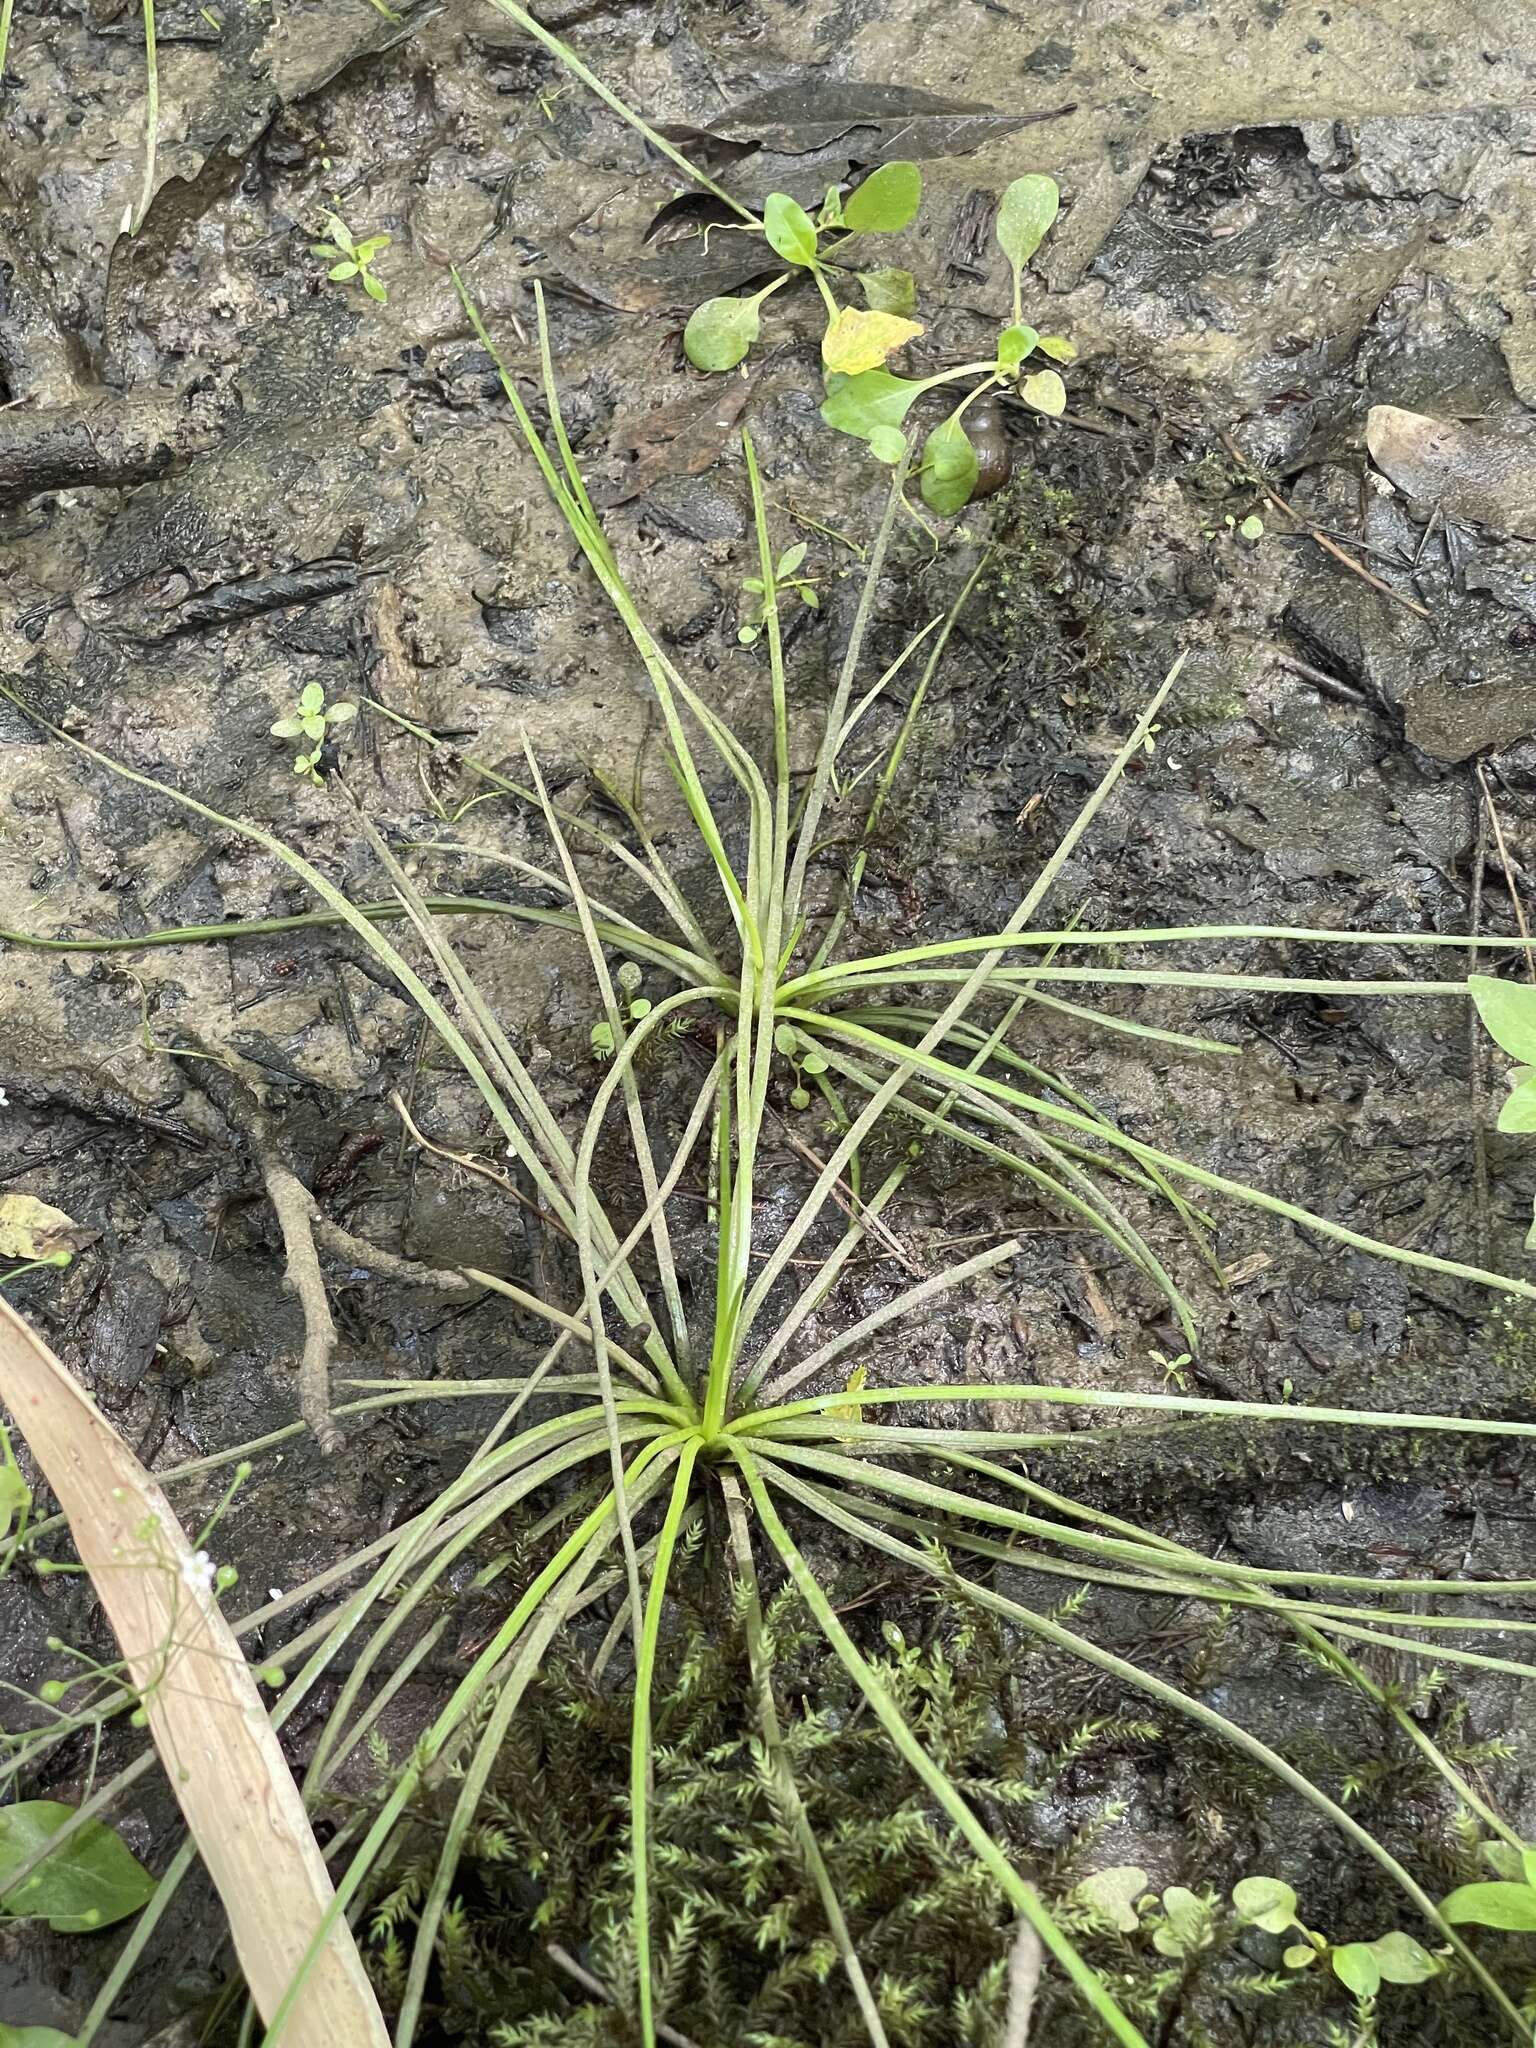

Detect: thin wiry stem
526,742,693,1374
477,0,758,219
256,1439,683,2048
737,1379,1536,1440
763,1458,1529,2042
783,455,911,947
719,1470,893,2048
792,1008,1536,1308
132,0,158,233
367,692,720,968
633,1443,702,2047
796,1029,1199,1346
394,1518,617,2048
811,553,989,973
751,1438,1536,1599
813,1481,1536,1672
757,1238,1020,1404
737,661,1184,1351
781,920,1523,1003
733,1445,1153,2048
454,275,751,942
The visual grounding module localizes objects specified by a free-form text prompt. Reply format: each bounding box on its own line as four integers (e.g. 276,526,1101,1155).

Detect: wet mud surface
3,0,1536,2038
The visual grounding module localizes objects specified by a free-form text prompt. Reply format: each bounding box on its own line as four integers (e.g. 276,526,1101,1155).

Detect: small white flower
179,1550,216,1598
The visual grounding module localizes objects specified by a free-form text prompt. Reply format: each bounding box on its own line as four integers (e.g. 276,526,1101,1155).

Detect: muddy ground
3,0,1536,2039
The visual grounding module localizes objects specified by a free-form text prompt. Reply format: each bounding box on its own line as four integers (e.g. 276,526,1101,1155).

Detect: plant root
1002,1918,1043,2048
261,1163,345,1455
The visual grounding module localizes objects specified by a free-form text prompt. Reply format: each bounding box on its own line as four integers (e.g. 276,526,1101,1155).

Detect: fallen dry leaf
595,378,751,508
0,1193,93,1262
1366,405,1536,538
0,1295,388,2047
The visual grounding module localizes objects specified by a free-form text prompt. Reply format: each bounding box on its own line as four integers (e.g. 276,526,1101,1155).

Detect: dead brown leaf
594,378,751,507
0,1296,388,2048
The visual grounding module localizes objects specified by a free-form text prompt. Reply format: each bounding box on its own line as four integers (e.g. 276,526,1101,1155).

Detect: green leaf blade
1441,1880,1536,1930
763,192,818,267
997,322,1039,370
0,1802,156,1933
1231,1875,1298,1934
996,174,1060,270
842,161,922,234
1368,1930,1439,1985
1021,368,1067,417
1330,1942,1381,2000
856,266,917,317
684,296,760,371
820,368,924,449
1497,1076,1536,1133
919,412,978,516
1470,975,1536,1063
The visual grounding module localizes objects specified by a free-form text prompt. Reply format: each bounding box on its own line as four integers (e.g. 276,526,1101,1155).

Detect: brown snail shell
967,399,1013,500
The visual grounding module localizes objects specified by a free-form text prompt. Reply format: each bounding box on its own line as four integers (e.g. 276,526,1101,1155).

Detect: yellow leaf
828,1363,868,1440
0,1195,90,1263
822,308,924,376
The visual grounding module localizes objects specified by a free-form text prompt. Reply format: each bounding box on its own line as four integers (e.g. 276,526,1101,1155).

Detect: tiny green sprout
234,1460,252,1482
1233,1873,1441,2004
616,960,643,995
261,1665,286,1688
312,211,391,304
38,1680,67,1705
739,542,819,644
1151,1885,1214,1958
1239,513,1265,540
129,1707,148,1728
270,681,357,784
1150,1348,1192,1391
215,1564,238,1592
590,1020,616,1060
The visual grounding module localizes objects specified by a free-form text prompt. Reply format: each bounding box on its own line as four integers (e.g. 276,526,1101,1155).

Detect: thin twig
1468,788,1492,1268
545,1945,702,2048
309,1215,476,1295
1219,428,1431,621
773,1114,925,1277
260,1163,343,1454
389,1089,573,1239
1002,1918,1044,2048
1271,650,1369,708
1475,762,1536,983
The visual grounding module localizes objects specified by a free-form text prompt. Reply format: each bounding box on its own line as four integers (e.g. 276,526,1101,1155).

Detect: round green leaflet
1021,368,1066,416
997,322,1039,370
684,295,760,371
1231,1874,1298,1934
1330,1942,1381,2000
